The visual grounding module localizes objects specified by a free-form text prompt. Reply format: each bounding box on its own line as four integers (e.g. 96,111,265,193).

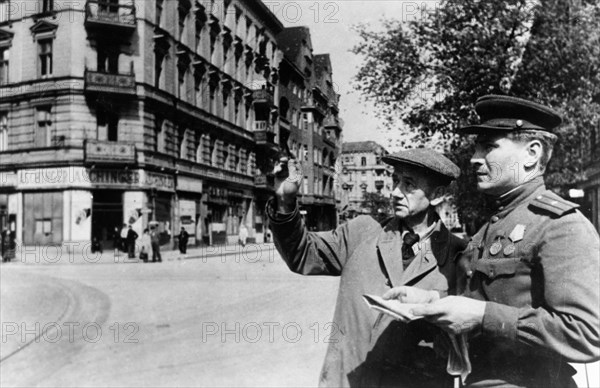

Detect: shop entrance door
92,190,123,249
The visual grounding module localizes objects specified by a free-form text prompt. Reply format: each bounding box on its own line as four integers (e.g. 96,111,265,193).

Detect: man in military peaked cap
406,95,600,387
267,148,466,387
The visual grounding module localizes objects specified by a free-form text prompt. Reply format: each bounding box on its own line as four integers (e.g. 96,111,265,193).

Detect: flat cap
381,148,460,180
459,94,562,135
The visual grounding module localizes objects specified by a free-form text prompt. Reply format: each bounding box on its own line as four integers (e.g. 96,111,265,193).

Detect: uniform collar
493,179,546,219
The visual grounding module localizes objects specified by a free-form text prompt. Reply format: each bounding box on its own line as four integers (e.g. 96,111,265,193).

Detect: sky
269,0,438,151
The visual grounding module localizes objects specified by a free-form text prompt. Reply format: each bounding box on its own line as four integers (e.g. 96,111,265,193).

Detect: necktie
402,232,420,261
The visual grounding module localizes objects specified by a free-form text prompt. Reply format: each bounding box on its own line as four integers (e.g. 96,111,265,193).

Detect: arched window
279,97,290,119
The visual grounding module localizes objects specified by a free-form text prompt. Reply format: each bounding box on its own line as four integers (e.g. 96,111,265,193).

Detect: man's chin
394,209,409,218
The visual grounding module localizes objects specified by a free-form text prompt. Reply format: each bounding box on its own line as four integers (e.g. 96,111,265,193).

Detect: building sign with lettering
16,168,174,192
85,140,136,164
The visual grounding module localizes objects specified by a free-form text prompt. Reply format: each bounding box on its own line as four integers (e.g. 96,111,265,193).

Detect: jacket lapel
400,220,450,285
399,246,438,285
430,222,450,266
376,218,405,287
376,217,452,287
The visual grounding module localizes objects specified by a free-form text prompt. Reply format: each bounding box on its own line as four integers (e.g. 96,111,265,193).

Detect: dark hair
507,130,557,171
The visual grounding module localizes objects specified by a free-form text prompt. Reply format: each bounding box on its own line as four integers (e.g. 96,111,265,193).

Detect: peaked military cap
460,94,562,134
382,148,460,180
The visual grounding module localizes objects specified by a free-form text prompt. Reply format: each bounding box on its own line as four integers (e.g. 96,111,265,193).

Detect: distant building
0,0,285,247
277,27,342,231
339,141,392,217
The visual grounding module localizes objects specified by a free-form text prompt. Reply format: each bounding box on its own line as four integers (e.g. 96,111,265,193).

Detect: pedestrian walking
120,223,128,252
177,226,189,259
126,225,138,259
113,226,121,251
407,95,600,387
150,226,162,262
139,228,151,263
238,223,248,247
268,150,466,387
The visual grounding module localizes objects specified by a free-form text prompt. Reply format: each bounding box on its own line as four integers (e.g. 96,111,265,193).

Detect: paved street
0,247,340,387
1,246,598,387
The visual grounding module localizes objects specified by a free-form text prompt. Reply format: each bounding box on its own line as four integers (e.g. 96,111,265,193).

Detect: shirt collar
494,178,546,216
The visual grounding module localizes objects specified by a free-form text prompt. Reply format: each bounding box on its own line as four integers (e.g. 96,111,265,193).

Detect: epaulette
529,190,579,217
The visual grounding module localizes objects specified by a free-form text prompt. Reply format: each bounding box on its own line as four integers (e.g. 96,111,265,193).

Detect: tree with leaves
360,191,393,222
353,0,600,233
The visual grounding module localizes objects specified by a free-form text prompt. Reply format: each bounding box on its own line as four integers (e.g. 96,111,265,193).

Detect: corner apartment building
339,141,392,216
277,26,342,231
0,0,283,247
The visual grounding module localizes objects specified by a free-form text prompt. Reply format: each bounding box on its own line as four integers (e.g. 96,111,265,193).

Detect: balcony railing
324,115,344,130
302,100,327,118
85,1,137,30
254,174,275,190
84,69,136,96
252,88,274,106
254,121,269,131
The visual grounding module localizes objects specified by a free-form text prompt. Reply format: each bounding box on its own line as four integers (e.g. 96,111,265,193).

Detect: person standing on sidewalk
126,225,138,259
268,150,467,387
150,226,162,263
238,223,248,247
139,228,151,263
177,227,189,259
120,223,128,252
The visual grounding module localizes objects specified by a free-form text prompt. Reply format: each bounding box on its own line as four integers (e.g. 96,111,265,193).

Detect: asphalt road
1,250,340,387
1,249,597,387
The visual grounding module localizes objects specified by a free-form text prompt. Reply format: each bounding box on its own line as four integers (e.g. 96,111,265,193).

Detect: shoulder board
529,190,579,216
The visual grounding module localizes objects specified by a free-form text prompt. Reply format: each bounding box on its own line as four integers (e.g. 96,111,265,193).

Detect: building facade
0,0,287,247
277,27,341,231
339,141,392,217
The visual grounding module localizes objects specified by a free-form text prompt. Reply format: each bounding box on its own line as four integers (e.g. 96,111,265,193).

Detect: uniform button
537,195,543,200
498,206,505,211
489,269,495,277
491,216,499,223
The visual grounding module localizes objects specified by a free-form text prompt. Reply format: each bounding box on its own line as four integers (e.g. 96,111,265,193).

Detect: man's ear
429,186,446,206
524,140,543,169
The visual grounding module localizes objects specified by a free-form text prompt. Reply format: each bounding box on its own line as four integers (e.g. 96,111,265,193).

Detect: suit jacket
459,180,600,387
268,200,467,387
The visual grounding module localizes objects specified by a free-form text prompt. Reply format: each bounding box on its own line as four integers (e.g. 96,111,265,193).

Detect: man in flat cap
407,95,600,387
267,149,467,387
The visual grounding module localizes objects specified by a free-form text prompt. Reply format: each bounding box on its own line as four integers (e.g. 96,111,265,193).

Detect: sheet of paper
362,294,424,322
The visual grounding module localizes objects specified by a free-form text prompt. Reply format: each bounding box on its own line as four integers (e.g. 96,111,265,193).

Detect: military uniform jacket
268,200,467,387
461,180,600,387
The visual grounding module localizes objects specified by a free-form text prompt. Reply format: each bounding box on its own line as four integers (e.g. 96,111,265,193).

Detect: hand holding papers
362,294,424,322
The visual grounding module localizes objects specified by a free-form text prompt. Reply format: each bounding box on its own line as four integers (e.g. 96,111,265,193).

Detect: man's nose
392,186,404,198
470,149,484,166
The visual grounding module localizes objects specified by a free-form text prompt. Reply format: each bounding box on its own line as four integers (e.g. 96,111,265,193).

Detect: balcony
84,69,136,96
323,133,337,148
324,115,344,131
85,1,137,32
254,121,279,156
302,101,327,119
252,88,274,107
254,174,275,191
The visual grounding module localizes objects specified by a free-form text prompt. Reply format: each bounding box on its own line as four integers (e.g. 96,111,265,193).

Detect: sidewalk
2,242,277,265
